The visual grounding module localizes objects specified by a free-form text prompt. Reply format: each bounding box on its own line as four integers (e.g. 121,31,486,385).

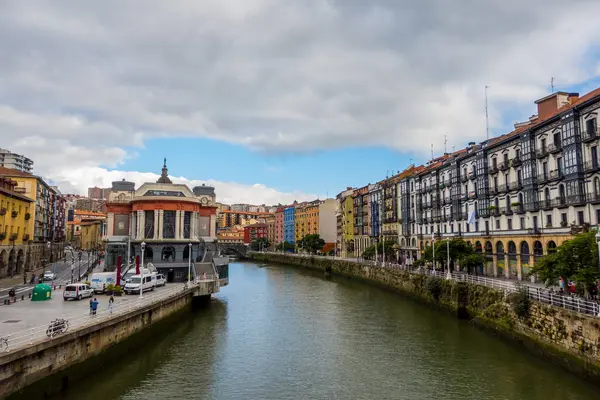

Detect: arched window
595,177,600,195
559,185,566,201
508,241,517,255
485,241,493,254
544,188,550,201
547,241,557,254
475,241,482,253
496,241,505,255
533,241,543,256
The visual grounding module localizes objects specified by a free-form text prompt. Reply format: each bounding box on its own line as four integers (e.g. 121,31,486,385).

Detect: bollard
28,292,31,298
21,295,24,301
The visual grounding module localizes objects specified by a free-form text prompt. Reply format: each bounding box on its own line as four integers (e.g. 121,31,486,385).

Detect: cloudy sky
2,0,600,204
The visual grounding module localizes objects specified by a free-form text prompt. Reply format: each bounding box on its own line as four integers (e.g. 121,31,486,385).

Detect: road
0,251,97,303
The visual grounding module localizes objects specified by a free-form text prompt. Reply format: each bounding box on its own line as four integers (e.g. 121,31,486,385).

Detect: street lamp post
446,239,452,280
78,251,82,282
188,243,192,284
71,263,74,284
140,241,146,299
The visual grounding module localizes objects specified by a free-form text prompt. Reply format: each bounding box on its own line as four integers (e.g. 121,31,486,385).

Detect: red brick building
243,223,268,244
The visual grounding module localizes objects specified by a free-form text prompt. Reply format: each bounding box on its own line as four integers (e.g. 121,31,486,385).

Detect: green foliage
421,238,482,270
298,234,326,254
275,241,295,252
114,285,123,293
508,288,531,320
426,276,442,301
361,240,396,261
250,237,271,251
105,283,115,292
529,231,599,288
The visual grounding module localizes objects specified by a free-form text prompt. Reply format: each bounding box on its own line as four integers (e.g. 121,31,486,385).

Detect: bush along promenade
248,251,600,383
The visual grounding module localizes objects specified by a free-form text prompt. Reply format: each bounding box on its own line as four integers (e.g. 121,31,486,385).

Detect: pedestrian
559,276,565,294
23,273,27,285
108,295,114,314
89,298,93,315
91,298,99,315
30,274,35,284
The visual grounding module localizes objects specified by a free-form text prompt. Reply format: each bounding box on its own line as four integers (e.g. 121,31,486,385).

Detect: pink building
274,206,285,245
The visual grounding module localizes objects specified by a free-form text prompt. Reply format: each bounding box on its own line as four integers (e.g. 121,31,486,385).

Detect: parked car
155,274,166,287
124,275,156,295
63,284,93,301
90,272,117,293
43,271,56,281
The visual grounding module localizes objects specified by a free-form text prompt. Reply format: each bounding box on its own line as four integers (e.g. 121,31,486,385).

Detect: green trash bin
31,283,52,301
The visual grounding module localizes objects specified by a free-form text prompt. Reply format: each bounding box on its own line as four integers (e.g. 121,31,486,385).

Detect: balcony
536,147,548,158
548,169,564,181
482,228,491,237
460,193,468,201
584,161,599,173
461,212,468,220
509,181,523,191
9,233,18,241
461,175,468,183
500,207,513,216
468,171,477,180
539,199,552,210
488,207,500,217
498,162,509,171
489,165,499,174
468,191,477,199
528,227,542,235
432,215,441,223
489,186,497,195
523,201,539,212
497,184,507,193
512,204,524,214
582,128,598,143
548,142,562,154
566,194,586,206
538,173,549,184
511,157,522,168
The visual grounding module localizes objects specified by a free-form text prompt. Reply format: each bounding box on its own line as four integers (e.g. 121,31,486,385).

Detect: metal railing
0,277,218,354
251,252,600,317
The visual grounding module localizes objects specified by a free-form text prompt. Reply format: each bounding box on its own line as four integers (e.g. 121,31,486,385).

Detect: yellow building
342,195,355,255
0,176,33,277
80,219,104,251
294,201,320,243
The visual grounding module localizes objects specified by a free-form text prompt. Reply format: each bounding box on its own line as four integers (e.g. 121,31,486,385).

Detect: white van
155,274,166,287
122,268,152,287
90,272,117,293
63,283,93,301
124,274,156,295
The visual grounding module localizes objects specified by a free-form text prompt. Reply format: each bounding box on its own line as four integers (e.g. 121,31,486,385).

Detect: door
167,270,175,283
592,146,598,168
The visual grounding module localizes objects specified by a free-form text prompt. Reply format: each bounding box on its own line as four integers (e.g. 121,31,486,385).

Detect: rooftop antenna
452,145,455,152
444,134,448,153
431,143,434,160
485,85,490,140
551,77,555,92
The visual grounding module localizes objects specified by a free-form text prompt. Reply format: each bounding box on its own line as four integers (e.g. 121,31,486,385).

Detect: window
492,158,497,169
597,209,600,224
587,118,597,135
561,213,567,224
553,132,561,145
516,149,521,159
546,214,552,227
542,162,548,178
520,217,525,229
562,121,575,139
508,219,513,230
503,154,509,164
557,157,563,174
495,220,500,230
578,211,584,225
541,138,546,150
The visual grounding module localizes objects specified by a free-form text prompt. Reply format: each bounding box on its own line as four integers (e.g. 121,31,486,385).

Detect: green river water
28,262,600,399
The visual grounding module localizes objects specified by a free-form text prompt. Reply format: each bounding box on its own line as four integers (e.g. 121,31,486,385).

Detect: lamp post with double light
188,243,192,284
140,241,146,299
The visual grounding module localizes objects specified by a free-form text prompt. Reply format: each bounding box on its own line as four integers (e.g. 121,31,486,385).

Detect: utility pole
551,77,555,92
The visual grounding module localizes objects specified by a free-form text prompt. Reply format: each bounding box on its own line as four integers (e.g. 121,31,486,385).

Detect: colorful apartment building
274,207,285,245
0,176,34,278
294,201,320,243
283,206,296,244
243,223,268,244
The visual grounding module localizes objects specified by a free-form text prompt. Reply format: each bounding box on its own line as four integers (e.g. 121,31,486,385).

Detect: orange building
294,201,320,243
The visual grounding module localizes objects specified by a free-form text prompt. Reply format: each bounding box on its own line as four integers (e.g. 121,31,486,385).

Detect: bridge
212,242,247,257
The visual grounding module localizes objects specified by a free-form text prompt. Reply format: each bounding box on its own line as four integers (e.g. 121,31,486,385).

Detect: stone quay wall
0,283,218,398
248,252,600,383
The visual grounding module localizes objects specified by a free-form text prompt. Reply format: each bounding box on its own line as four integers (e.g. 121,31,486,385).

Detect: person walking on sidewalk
91,298,99,315
108,295,114,314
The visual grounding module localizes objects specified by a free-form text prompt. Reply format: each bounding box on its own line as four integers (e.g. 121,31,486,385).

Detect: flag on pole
468,210,476,225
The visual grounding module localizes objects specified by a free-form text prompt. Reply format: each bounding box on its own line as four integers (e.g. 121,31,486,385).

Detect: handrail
1,277,218,354
251,251,600,317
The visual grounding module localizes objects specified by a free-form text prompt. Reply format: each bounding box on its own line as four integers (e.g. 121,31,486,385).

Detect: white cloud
1,0,600,198
46,166,320,205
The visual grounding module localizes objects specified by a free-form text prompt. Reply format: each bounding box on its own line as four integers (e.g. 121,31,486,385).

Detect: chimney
569,92,580,105
534,91,574,119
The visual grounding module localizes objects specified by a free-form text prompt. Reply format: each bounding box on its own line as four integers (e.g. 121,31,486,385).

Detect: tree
361,240,396,261
298,234,326,254
275,241,294,252
250,237,271,251
529,231,599,290
420,238,481,271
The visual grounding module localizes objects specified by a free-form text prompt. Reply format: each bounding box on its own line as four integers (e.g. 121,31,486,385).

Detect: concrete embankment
248,252,600,384
0,282,218,399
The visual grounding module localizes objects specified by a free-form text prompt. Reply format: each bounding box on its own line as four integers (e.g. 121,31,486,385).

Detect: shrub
508,288,531,319
426,276,442,301
105,283,115,292
114,285,123,293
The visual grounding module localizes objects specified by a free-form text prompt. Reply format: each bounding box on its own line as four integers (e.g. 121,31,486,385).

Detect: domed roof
156,158,173,184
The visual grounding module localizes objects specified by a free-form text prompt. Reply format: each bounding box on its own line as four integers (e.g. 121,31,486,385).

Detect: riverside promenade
252,251,600,316
0,275,220,398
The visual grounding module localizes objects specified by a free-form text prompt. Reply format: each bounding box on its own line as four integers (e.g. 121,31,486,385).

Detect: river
30,261,598,400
